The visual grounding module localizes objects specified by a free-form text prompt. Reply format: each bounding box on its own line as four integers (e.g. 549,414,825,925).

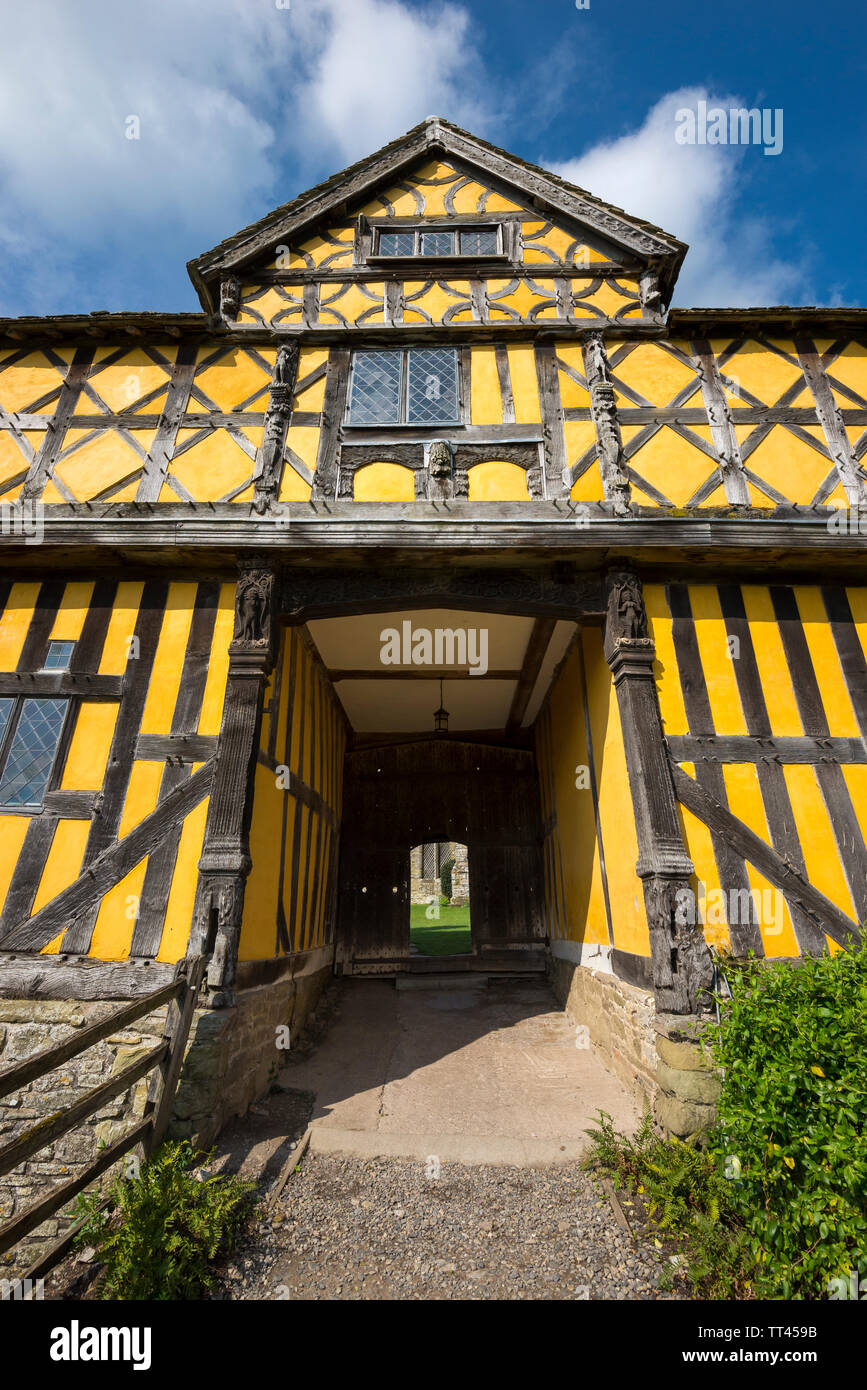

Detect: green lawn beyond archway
409,904,472,955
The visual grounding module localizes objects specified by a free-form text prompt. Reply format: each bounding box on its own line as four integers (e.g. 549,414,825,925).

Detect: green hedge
708,943,867,1299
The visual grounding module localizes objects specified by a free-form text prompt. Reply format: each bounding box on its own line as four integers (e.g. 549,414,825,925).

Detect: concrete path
278,976,640,1166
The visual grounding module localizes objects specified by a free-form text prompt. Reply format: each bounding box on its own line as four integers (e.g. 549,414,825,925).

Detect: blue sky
0,0,863,316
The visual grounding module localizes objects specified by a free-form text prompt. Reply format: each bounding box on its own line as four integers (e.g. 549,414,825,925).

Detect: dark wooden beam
671,764,861,949
505,618,555,734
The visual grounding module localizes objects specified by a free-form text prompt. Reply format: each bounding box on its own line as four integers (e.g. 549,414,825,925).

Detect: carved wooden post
192,565,275,1006
603,569,714,1014
428,440,452,502
583,335,631,516
219,277,241,321
253,344,298,514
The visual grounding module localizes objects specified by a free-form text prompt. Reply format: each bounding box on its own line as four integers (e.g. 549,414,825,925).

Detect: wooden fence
0,952,207,1281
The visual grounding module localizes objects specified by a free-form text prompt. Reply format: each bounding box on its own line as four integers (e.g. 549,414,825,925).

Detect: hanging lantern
433,678,449,735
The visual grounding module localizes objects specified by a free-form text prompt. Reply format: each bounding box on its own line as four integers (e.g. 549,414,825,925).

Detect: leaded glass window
378,231,415,257
375,225,500,258
420,230,455,257
0,697,68,807
406,349,459,424
348,350,404,425
44,640,75,670
347,349,460,425
459,227,499,255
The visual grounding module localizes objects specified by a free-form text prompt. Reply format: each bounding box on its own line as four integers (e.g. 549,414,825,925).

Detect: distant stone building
410,842,469,906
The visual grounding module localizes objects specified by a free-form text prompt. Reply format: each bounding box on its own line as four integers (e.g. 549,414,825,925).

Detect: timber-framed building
1,119,866,1263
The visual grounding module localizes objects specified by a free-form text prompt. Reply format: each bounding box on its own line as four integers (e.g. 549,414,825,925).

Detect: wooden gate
337,740,545,972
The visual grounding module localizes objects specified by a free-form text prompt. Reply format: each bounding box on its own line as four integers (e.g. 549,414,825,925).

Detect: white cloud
292,0,490,165
548,87,810,307
0,0,484,313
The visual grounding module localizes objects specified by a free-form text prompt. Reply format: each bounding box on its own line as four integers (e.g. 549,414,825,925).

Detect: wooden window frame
345,346,466,428
366,221,506,267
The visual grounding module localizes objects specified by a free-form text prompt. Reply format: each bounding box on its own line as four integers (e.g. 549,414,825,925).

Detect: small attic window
374,225,501,259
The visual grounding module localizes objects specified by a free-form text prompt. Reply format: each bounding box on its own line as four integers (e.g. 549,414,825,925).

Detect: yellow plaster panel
584,628,651,955
613,343,698,404
783,764,857,920
319,282,385,326
628,426,716,508
545,645,608,945
506,346,541,423
0,583,40,669
690,585,748,734
169,428,258,500
157,794,209,962
735,425,829,504
140,584,197,735
470,347,502,425
50,582,95,641
82,351,172,414
61,702,117,790
678,786,731,951
723,341,803,404
117,761,163,838
741,586,803,736
794,586,859,735
55,430,154,501
98,582,144,675
32,820,90,917
240,764,282,959
721,763,799,956
827,342,867,404
0,432,42,489
467,461,530,500
0,353,66,413
0,815,31,907
644,585,688,736
194,348,273,412
353,461,415,501
89,860,147,960
282,424,320,474
576,280,638,320
198,583,235,736
449,178,491,214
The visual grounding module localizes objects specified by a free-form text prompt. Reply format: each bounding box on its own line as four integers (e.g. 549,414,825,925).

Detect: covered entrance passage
337,739,546,973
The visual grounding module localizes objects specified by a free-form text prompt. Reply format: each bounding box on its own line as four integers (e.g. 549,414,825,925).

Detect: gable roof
187,116,688,314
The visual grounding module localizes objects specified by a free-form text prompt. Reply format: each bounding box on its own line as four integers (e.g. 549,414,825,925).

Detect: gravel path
209,1152,687,1301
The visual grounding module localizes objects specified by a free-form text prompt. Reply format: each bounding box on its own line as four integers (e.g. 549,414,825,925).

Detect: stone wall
0,953,331,1275
549,955,658,1110
0,997,169,1276
549,955,721,1142
652,1012,720,1143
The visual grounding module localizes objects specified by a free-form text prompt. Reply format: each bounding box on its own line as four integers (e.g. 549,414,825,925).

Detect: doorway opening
409,840,472,957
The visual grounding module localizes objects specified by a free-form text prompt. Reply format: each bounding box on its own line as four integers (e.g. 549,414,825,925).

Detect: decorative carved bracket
253,344,298,514
583,335,631,516
219,277,241,321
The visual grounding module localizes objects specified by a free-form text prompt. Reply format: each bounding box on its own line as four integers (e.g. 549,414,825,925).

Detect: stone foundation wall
549,956,658,1111
0,997,169,1276
0,954,331,1275
652,1013,719,1143
549,954,722,1142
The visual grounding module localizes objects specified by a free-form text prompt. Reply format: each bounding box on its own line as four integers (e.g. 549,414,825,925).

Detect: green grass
410,904,472,955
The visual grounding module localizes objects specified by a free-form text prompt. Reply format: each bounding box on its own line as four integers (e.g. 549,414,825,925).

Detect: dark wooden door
337,739,545,971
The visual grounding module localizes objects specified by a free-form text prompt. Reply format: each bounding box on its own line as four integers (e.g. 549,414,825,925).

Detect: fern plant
74,1140,256,1300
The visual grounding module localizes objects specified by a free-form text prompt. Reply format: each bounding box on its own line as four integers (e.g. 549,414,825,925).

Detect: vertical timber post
603,569,714,1014
192,563,276,1006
